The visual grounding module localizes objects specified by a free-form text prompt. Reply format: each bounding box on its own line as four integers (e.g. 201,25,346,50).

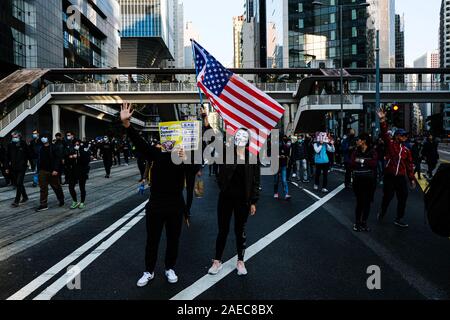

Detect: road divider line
291,182,321,201
171,184,345,300
7,200,148,300
33,211,146,300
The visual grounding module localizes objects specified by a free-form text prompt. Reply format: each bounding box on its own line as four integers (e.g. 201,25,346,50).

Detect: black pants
185,171,197,215
137,158,146,180
427,161,437,177
414,161,421,178
103,157,112,176
115,152,121,166
381,174,408,220
215,193,249,262
123,150,130,164
315,163,329,189
353,175,376,225
69,177,87,203
344,162,352,186
13,169,27,203
145,196,184,272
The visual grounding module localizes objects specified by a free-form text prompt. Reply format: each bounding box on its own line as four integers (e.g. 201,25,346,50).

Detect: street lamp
312,1,370,137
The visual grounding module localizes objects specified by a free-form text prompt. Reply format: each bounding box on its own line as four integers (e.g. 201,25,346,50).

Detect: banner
158,121,201,152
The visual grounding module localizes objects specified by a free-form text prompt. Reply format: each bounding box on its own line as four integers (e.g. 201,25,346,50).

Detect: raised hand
121,102,134,128
377,107,386,121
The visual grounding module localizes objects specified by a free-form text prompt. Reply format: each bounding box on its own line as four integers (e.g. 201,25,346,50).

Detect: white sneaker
165,269,178,284
237,261,248,276
322,188,329,193
314,185,319,191
208,260,223,275
137,272,154,287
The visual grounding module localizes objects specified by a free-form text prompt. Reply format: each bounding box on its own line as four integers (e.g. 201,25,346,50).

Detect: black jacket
7,140,31,171
126,125,188,199
292,141,307,161
65,145,91,179
217,160,260,206
37,144,63,173
422,140,439,164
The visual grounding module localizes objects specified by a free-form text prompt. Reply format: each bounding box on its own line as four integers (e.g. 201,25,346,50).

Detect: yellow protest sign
158,121,201,152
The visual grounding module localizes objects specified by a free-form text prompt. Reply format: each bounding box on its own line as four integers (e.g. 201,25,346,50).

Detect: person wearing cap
6,131,31,207
36,132,65,212
377,109,416,228
66,139,91,210
351,133,378,232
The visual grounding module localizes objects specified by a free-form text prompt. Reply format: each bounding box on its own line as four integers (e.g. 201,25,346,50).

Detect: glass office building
118,0,175,68
266,0,373,68
0,0,120,75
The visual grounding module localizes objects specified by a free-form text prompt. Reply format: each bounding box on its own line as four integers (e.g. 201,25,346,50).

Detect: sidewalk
0,163,145,260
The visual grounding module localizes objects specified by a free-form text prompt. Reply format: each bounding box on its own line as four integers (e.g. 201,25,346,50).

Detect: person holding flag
191,40,283,276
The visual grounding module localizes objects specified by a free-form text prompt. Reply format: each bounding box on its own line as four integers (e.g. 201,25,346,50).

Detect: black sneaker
59,201,65,207
394,220,409,228
11,202,19,208
20,197,28,204
353,224,362,232
377,212,385,222
360,223,370,232
36,205,49,212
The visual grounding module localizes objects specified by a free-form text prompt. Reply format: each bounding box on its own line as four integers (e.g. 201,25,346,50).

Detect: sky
183,0,442,67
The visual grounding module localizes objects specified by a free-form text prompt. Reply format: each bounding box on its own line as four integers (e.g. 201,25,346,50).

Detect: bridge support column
283,104,290,135
51,105,60,138
79,115,86,140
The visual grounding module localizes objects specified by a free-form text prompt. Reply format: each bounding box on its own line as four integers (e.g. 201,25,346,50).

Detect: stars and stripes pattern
191,40,285,155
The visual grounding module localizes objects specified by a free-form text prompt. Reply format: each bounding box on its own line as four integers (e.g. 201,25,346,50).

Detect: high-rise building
242,0,266,68
118,0,176,69
266,0,375,69
395,14,405,83
0,0,120,77
233,15,245,68
440,0,450,134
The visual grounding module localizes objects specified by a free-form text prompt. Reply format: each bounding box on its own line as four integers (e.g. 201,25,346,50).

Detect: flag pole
191,39,204,116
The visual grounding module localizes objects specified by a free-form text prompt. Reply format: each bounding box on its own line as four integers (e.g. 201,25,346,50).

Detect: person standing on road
100,136,114,178
292,134,309,183
122,136,131,166
29,130,42,187
121,103,189,286
36,133,65,212
273,136,291,200
6,131,31,207
207,126,260,277
0,139,11,186
411,137,423,180
351,133,378,232
341,129,357,188
54,133,66,185
377,109,416,228
421,133,439,179
313,133,335,193
66,139,91,210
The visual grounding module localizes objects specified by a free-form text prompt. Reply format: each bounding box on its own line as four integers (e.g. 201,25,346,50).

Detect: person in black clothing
121,103,188,286
135,133,147,182
351,133,378,232
36,133,65,212
66,139,91,210
6,131,31,207
341,129,357,187
0,139,11,186
375,138,386,184
122,136,131,165
411,138,423,180
421,134,439,179
292,135,309,182
204,113,261,276
29,129,42,187
54,133,67,185
100,136,114,178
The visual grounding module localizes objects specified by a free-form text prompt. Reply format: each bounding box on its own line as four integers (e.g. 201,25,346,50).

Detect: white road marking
33,211,146,300
439,150,450,155
171,184,345,300
291,181,321,201
7,200,148,300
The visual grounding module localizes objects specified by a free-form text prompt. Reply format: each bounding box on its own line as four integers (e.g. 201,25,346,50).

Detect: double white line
7,200,148,300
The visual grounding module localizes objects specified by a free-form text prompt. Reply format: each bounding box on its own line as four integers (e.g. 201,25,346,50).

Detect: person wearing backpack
376,108,416,228
351,133,378,232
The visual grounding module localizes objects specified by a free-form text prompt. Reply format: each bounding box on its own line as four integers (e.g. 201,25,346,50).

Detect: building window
330,47,336,58
352,27,357,37
299,19,304,28
352,10,357,20
352,44,357,55
298,3,303,12
330,13,335,24
331,30,336,41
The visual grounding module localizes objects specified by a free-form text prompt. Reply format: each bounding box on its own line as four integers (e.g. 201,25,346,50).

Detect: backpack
424,164,450,237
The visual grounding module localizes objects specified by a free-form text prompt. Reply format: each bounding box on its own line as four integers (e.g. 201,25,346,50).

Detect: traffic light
393,104,400,112
392,103,401,127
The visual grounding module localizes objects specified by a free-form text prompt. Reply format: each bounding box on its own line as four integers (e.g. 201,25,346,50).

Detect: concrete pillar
79,115,86,140
283,104,290,135
51,105,60,138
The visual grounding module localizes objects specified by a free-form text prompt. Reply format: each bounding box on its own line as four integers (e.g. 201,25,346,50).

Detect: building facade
233,15,245,68
440,0,450,134
395,14,405,83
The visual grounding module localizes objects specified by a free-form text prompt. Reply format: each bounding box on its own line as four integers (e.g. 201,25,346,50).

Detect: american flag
191,40,285,155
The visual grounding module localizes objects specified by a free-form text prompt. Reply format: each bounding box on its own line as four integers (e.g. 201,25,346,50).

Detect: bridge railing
50,82,297,93
300,95,363,108
352,82,450,92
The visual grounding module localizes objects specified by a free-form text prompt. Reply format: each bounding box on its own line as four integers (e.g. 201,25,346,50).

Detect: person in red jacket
377,108,416,228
